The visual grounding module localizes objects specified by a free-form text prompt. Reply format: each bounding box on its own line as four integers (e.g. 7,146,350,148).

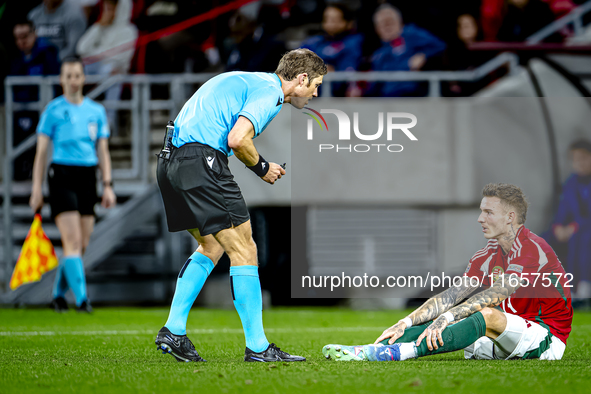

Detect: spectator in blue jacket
368,4,445,97
552,139,591,300
302,2,363,96
10,20,60,101
10,20,60,180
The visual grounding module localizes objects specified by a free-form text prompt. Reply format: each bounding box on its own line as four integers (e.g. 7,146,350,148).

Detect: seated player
323,183,572,361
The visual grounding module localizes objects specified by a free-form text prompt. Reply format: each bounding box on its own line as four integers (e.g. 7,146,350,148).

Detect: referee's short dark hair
569,138,591,154
275,48,327,86
61,56,85,73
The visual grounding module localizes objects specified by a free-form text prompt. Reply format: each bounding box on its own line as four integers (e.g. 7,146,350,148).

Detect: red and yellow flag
9,214,58,290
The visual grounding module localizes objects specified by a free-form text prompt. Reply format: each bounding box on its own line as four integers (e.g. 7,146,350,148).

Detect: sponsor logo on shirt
507,264,524,274
464,262,472,274
36,24,65,40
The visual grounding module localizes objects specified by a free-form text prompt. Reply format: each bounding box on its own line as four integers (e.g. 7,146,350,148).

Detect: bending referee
155,49,327,362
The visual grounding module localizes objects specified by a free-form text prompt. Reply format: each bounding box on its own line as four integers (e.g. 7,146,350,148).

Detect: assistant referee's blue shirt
173,71,284,156
37,96,110,166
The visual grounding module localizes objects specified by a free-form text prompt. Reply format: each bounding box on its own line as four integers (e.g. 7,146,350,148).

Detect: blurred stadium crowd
1,0,590,307
1,0,589,101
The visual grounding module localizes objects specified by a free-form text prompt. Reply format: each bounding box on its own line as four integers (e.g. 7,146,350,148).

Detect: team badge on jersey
491,266,504,282
88,122,98,141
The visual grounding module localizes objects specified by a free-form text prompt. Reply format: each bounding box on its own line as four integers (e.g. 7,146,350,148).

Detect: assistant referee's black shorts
47,163,98,219
156,142,250,235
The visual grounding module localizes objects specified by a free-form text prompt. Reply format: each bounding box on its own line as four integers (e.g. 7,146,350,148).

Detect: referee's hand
29,190,44,213
261,162,286,185
101,186,117,208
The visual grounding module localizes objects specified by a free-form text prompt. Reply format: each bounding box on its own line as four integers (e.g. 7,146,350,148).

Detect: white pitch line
0,327,385,337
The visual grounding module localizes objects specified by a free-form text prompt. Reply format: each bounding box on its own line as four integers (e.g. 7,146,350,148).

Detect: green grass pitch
1,307,590,393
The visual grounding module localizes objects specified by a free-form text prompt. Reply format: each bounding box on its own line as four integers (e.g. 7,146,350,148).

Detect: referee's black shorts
48,163,98,219
156,142,250,235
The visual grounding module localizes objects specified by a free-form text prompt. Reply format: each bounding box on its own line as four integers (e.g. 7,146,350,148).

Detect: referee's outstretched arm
228,116,285,185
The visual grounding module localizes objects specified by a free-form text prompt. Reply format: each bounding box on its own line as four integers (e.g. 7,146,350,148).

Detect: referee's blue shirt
37,96,110,166
173,71,284,156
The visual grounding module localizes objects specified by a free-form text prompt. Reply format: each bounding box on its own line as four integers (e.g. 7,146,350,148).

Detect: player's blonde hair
275,48,327,86
482,183,529,224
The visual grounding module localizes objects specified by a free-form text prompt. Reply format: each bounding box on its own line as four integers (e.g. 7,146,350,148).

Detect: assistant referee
155,48,327,362
30,57,116,313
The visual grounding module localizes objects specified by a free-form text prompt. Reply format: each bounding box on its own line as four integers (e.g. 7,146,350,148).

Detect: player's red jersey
464,226,573,344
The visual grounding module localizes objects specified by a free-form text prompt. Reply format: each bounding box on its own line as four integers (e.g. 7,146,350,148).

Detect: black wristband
103,180,113,187
247,154,270,177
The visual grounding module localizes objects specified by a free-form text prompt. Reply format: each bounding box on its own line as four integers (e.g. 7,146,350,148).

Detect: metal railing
1,53,519,286
527,0,591,44
321,52,520,97
1,73,221,288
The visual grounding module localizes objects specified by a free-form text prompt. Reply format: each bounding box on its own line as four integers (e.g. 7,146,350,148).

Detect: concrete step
0,245,63,262
109,150,132,160
0,204,113,221
0,180,153,198
0,223,61,240
91,254,160,273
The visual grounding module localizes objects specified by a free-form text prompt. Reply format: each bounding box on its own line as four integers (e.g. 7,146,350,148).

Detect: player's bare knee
481,307,507,337
480,307,493,320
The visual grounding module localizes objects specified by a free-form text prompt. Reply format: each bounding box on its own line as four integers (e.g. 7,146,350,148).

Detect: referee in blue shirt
30,58,116,313
155,49,327,362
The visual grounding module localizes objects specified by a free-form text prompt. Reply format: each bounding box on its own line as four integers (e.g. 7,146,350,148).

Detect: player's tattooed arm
407,277,478,326
447,273,525,322
374,278,477,345
416,274,525,351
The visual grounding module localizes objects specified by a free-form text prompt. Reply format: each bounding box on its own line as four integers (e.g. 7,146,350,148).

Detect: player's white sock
398,342,419,360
